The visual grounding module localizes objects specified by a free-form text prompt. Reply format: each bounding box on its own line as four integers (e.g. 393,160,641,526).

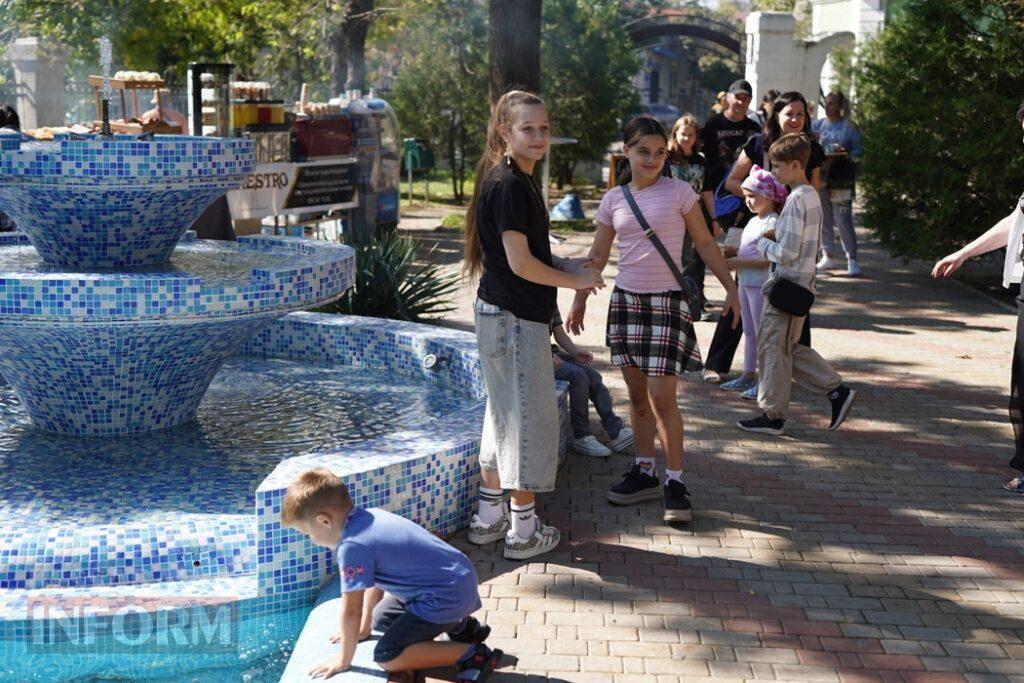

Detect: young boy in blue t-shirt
282,468,501,681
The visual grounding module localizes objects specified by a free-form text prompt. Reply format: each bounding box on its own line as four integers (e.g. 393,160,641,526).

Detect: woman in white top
932,103,1024,495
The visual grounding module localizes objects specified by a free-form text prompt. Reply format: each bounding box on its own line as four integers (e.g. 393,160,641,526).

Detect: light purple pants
739,283,766,375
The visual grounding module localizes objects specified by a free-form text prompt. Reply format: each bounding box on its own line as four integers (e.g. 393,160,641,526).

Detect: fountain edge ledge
246,312,570,599
0,233,356,321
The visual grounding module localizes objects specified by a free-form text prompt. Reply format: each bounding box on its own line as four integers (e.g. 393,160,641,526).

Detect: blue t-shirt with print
334,507,482,624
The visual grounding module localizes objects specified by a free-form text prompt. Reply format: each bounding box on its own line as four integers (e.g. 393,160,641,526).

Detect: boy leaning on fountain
281,468,502,682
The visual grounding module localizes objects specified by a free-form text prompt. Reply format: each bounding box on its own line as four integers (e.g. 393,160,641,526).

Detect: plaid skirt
606,287,703,376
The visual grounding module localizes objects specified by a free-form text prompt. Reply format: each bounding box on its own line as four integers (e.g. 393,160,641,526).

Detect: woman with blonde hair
464,90,604,560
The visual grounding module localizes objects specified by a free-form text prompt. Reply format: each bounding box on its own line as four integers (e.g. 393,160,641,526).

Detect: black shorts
371,593,467,663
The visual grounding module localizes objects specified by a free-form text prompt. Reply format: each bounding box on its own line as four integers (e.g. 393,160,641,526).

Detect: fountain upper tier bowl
0,232,355,435
0,133,254,268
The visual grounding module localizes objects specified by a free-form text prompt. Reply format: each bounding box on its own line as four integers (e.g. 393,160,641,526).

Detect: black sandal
455,643,503,682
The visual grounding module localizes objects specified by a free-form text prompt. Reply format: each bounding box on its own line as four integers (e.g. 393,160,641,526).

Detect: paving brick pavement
408,224,1024,682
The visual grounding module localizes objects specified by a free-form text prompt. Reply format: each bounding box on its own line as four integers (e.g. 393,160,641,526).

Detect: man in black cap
684,80,761,309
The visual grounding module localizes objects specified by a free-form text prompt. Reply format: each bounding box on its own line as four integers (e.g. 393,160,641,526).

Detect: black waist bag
766,277,814,317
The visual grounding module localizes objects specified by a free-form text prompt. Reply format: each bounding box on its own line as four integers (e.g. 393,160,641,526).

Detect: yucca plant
317,231,460,322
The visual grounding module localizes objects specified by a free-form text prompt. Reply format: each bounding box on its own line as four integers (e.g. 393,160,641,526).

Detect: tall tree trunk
342,0,374,91
488,0,542,105
327,0,374,95
328,31,348,95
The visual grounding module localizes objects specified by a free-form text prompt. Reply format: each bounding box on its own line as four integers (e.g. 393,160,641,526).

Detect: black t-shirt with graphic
669,151,711,195
476,161,557,324
700,113,762,191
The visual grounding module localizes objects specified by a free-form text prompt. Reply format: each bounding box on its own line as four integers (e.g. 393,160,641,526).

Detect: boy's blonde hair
281,468,352,527
768,133,811,170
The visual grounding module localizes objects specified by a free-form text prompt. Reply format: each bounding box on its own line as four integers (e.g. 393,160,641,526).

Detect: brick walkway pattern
420,225,1024,683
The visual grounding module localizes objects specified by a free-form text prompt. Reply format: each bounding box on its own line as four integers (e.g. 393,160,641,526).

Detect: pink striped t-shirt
595,175,699,293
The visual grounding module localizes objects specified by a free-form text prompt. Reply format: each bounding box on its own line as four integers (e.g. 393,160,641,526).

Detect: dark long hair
463,90,547,281
762,91,811,152
0,105,19,130
618,116,669,185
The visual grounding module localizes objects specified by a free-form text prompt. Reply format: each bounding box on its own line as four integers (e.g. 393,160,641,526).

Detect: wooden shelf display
88,75,169,130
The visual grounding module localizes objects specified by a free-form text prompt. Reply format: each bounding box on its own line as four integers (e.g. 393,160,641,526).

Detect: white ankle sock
665,468,684,485
510,502,537,539
477,486,505,525
635,457,656,476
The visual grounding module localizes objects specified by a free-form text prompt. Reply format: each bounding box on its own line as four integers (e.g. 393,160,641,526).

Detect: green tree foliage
387,0,489,204
0,0,349,99
391,0,641,199
541,0,639,187
857,0,1024,260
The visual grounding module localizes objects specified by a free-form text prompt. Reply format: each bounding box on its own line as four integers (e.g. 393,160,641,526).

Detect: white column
744,12,798,103
6,37,68,130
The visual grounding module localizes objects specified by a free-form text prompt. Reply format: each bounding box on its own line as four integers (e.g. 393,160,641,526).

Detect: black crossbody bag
765,277,814,316
620,184,702,321
763,220,817,317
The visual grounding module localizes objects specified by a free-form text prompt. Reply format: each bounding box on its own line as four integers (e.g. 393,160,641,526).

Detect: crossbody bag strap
621,183,688,288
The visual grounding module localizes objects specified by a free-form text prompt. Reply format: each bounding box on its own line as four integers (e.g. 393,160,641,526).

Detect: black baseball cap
728,79,753,96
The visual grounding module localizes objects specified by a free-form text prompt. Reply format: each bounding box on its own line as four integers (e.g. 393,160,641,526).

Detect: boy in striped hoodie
737,133,856,436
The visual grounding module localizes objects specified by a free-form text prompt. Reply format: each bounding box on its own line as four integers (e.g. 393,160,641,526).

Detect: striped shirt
595,176,699,293
758,184,822,294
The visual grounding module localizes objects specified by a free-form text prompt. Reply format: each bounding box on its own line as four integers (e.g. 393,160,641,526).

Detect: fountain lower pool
0,130,570,681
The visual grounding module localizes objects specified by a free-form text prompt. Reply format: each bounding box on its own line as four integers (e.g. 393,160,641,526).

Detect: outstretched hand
932,252,966,278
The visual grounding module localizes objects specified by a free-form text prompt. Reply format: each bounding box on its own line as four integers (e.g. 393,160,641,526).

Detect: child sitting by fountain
281,468,501,682
550,306,634,458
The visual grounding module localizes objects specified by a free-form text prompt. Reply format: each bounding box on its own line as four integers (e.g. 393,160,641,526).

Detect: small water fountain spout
98,36,113,137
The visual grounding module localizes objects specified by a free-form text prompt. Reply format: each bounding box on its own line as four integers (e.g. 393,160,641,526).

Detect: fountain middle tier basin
0,133,253,268
0,233,354,435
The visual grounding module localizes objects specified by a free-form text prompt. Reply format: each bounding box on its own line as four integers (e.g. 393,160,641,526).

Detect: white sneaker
816,255,838,271
571,434,611,458
467,512,510,545
609,427,635,453
502,520,561,560
846,259,862,277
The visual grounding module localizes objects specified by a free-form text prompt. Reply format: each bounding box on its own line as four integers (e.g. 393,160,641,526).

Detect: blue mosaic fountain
0,125,562,681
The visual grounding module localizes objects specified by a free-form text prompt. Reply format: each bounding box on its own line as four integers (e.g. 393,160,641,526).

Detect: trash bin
402,138,435,174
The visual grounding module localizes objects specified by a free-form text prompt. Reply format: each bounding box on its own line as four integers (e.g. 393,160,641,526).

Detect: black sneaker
663,480,692,522
607,465,661,505
737,413,785,435
827,385,857,431
449,616,491,644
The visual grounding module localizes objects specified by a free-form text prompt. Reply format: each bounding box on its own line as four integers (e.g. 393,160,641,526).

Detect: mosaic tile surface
0,235,354,435
0,314,570,682
0,134,254,268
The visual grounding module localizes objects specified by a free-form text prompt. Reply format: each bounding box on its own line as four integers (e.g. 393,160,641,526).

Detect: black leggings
1009,297,1024,472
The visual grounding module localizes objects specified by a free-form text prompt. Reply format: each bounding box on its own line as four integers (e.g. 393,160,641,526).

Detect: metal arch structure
625,9,743,60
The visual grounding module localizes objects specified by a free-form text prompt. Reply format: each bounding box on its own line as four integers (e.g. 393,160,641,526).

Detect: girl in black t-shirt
668,114,719,308
463,90,604,561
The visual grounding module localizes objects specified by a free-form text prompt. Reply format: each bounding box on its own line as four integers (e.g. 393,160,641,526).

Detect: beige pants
757,304,842,420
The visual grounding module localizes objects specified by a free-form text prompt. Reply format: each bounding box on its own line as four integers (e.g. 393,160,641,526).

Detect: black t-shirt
476,161,557,324
742,133,825,179
700,113,762,191
669,151,711,195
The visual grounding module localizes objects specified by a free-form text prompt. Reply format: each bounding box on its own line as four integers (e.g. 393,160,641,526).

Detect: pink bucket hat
741,165,788,206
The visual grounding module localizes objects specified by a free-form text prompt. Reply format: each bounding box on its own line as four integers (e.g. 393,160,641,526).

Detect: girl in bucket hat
720,165,788,399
